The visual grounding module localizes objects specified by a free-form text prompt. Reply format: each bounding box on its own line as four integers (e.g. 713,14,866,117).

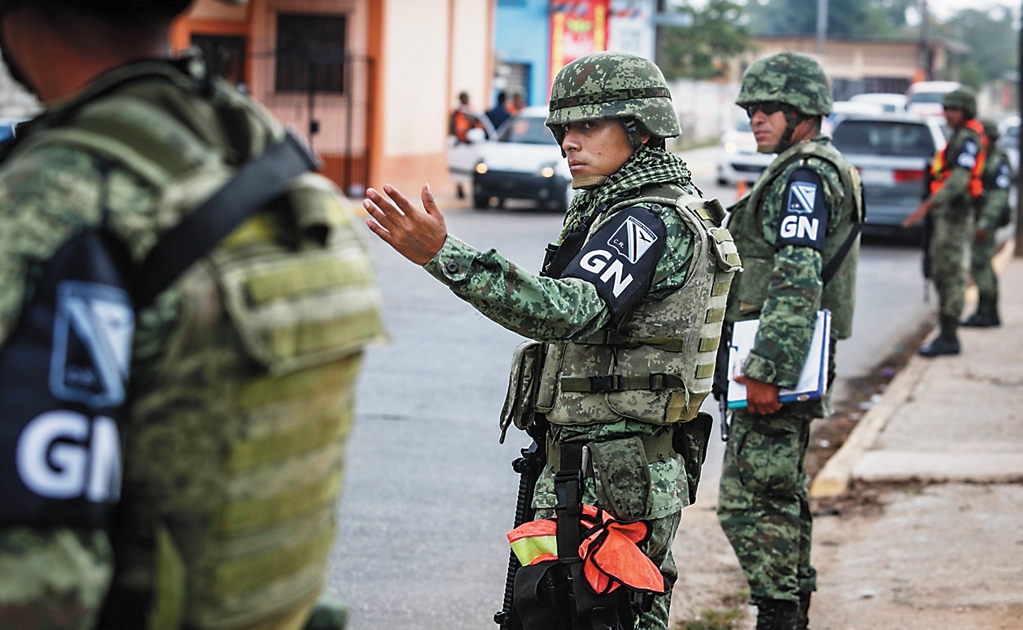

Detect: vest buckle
589,374,623,392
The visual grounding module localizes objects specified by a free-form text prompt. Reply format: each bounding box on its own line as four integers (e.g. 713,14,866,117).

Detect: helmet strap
774,109,809,154
622,118,646,149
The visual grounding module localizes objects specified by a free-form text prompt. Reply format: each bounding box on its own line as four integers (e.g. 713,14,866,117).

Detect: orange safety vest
930,118,988,198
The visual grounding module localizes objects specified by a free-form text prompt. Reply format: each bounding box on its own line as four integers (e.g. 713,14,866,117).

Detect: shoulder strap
133,129,321,309
821,222,861,286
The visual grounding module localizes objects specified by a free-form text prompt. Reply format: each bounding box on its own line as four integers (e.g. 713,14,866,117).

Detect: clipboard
726,310,831,410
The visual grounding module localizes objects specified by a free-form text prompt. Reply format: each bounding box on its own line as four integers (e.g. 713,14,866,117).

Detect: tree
657,0,756,80
937,6,1017,87
746,0,913,39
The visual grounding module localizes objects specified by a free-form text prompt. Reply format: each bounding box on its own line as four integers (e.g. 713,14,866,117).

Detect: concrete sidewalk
806,250,1023,629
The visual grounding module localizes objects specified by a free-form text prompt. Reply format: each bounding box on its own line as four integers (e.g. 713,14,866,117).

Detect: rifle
711,322,733,441
920,157,935,302
494,417,549,629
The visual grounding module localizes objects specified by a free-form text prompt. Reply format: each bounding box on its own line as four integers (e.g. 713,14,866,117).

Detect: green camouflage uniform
930,122,984,324
971,145,1011,311
0,55,383,630
426,146,696,630
715,53,862,610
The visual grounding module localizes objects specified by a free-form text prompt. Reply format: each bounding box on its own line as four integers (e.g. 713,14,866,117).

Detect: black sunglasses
743,102,792,118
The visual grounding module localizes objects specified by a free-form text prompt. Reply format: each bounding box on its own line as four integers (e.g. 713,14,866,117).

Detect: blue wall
495,0,549,107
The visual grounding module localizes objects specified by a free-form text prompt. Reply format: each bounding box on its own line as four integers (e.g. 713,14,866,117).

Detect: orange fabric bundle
507,504,666,595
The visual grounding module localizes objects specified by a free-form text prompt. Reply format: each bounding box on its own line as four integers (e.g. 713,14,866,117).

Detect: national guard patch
562,205,666,317
777,168,828,250
957,139,978,169
996,163,1011,189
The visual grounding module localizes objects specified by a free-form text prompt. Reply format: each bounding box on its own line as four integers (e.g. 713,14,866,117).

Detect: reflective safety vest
508,504,666,595
930,118,988,198
535,188,741,427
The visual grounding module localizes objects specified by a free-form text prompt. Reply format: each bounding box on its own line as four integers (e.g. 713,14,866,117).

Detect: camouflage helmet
546,51,680,140
980,118,999,141
942,88,977,119
737,52,833,116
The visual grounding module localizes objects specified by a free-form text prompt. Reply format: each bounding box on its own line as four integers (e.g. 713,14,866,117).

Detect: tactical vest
535,188,740,426
930,118,987,198
2,60,386,630
725,138,863,340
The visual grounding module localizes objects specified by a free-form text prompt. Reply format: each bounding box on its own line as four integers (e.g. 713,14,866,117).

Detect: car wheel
473,193,489,210
717,177,728,186
555,182,573,213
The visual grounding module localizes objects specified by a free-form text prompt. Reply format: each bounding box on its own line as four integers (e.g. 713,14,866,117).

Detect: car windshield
908,92,947,104
501,115,558,145
832,120,935,157
735,117,752,132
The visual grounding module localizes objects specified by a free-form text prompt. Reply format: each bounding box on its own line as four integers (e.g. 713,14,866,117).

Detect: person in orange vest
449,91,485,144
904,87,988,356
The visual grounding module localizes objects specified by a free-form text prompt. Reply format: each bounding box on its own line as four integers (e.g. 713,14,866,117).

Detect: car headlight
540,165,555,178
475,161,488,175
724,141,738,153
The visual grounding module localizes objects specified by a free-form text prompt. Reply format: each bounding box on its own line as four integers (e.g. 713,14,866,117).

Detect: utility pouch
511,554,634,630
500,340,546,442
673,413,713,505
588,437,652,521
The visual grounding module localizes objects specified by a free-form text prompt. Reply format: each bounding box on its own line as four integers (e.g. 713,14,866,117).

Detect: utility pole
1016,0,1023,256
919,0,931,80
816,0,828,55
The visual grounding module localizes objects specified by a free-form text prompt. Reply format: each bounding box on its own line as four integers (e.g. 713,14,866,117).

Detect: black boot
962,297,1000,328
756,598,799,630
797,592,811,630
919,316,960,357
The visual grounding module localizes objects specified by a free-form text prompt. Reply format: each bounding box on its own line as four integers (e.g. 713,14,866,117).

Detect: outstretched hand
903,199,933,228
364,183,448,265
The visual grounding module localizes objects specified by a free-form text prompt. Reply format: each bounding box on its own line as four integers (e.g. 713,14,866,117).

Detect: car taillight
894,169,924,182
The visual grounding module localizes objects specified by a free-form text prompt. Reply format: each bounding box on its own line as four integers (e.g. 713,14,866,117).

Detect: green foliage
746,0,913,38
657,0,756,80
940,7,1017,84
677,608,745,630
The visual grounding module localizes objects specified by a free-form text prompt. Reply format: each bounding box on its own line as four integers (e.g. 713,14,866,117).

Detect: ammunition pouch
672,413,713,505
512,561,635,630
500,340,546,443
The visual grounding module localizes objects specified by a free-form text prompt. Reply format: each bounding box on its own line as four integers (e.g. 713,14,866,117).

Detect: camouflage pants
930,210,970,321
969,228,998,307
716,410,815,603
534,507,681,630
0,526,113,630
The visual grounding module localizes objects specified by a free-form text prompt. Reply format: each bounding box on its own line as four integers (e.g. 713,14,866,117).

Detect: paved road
327,149,934,629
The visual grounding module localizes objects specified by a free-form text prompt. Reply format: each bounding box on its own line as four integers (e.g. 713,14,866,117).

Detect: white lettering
16,411,122,502
780,215,798,238
798,216,819,241
580,249,612,274
86,417,121,503
599,259,634,297
17,411,88,499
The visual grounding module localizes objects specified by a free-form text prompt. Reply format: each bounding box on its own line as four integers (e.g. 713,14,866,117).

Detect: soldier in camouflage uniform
716,53,863,630
0,2,384,629
364,51,739,630
904,88,987,355
962,119,1012,328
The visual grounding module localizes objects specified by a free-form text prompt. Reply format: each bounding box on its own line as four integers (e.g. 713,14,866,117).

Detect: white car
716,116,774,185
471,106,575,211
905,81,960,120
850,92,907,114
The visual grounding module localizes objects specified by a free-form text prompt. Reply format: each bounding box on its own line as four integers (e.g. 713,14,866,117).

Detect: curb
809,356,929,498
809,237,1017,499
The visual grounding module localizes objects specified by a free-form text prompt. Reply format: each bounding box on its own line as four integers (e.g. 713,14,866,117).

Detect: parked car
716,115,774,185
997,115,1019,174
850,92,907,114
825,101,886,134
831,114,946,233
905,81,960,120
471,106,574,211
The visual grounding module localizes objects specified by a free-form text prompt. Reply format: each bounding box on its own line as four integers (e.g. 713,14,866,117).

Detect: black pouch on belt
673,412,714,504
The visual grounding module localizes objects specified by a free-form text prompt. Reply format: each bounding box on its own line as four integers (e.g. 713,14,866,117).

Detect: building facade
175,0,494,197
